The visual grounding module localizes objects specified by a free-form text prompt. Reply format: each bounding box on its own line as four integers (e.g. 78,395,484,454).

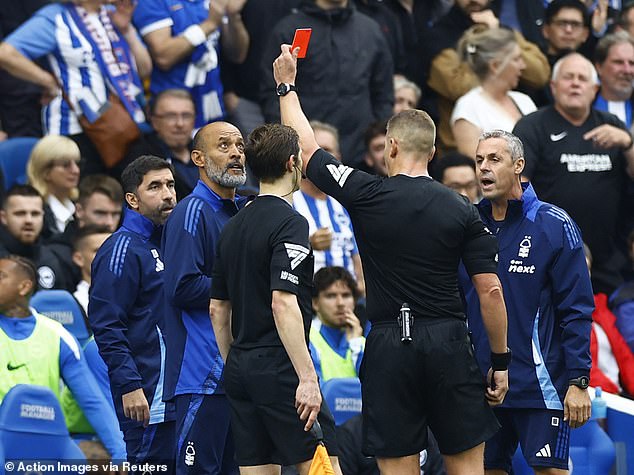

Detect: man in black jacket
0,185,73,290
260,0,394,168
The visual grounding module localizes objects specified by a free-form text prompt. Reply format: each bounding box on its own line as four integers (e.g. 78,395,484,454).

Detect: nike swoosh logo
7,363,26,371
550,132,568,141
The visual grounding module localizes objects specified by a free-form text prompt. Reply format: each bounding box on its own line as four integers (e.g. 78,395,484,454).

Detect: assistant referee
275,44,512,475
210,123,341,474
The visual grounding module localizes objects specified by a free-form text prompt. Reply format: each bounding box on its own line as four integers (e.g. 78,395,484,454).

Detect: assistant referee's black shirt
211,195,314,349
307,148,498,324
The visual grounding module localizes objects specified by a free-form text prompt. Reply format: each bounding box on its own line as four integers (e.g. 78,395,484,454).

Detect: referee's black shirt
307,149,498,324
211,195,314,349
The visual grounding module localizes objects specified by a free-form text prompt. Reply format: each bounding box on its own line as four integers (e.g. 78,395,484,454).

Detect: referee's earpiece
281,156,302,197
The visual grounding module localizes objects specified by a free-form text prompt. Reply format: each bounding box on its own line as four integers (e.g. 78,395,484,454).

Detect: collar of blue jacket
477,182,542,223
121,208,162,240
192,179,250,212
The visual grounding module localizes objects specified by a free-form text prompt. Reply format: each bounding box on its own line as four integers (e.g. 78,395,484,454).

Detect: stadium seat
569,419,615,475
31,290,91,346
0,137,38,190
0,384,86,464
321,377,362,426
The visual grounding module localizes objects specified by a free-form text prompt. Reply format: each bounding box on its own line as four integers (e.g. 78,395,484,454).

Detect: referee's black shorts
224,346,339,466
360,317,500,457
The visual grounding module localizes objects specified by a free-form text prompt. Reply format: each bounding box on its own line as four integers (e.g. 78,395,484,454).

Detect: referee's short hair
478,130,524,162
387,109,435,155
246,123,300,183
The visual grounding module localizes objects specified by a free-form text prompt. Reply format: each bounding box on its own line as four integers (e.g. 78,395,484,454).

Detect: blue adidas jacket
161,180,248,400
89,209,174,431
461,183,593,409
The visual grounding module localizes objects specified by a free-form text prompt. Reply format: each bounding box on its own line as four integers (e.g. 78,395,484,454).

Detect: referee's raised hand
295,377,322,431
273,43,299,86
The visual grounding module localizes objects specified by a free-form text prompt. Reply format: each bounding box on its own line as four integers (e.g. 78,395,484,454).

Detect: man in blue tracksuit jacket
162,121,249,474
460,131,594,474
90,156,177,466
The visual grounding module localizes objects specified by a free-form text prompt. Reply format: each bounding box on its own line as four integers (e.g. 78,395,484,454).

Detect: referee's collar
258,194,293,208
393,173,433,180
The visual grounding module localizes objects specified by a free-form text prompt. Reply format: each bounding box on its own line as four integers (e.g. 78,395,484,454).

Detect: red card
291,28,312,59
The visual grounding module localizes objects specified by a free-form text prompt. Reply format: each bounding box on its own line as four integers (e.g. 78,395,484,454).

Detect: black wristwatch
569,376,590,389
276,83,296,97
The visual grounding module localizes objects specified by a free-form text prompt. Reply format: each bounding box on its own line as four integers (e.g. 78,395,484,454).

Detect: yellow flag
308,443,335,475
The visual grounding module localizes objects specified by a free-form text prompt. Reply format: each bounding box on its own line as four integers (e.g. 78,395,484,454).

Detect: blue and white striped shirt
293,190,359,277
7,3,146,136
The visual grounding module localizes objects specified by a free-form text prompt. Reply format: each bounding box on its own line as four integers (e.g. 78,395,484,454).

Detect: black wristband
490,348,512,371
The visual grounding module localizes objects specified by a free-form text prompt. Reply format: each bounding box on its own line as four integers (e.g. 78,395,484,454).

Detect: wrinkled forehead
554,55,596,82
208,122,243,141
139,168,175,188
476,137,513,160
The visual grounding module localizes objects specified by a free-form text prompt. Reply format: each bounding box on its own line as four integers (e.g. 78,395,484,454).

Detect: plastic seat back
0,384,86,463
0,137,39,190
31,290,91,346
321,377,362,426
569,419,615,475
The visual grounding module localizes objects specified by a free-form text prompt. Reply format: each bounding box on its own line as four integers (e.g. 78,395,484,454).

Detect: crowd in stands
2,0,634,470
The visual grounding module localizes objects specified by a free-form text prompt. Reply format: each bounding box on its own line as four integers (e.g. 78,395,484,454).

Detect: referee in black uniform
275,45,512,475
210,123,342,474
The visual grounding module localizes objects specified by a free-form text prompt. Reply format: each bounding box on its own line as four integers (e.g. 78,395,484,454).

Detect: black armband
490,348,512,371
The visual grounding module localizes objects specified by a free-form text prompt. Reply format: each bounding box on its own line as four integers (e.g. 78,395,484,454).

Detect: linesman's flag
308,420,335,475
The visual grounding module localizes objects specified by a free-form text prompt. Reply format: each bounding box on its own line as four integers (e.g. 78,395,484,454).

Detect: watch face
571,376,589,388
277,84,289,96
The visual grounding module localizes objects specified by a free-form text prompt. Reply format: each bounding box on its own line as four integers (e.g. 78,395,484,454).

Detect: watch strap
276,83,296,96
568,376,589,389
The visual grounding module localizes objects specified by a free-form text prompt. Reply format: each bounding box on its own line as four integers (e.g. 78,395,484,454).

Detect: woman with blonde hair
27,135,81,237
451,26,537,158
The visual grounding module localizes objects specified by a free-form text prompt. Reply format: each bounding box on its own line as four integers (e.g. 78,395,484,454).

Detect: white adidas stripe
535,443,551,458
